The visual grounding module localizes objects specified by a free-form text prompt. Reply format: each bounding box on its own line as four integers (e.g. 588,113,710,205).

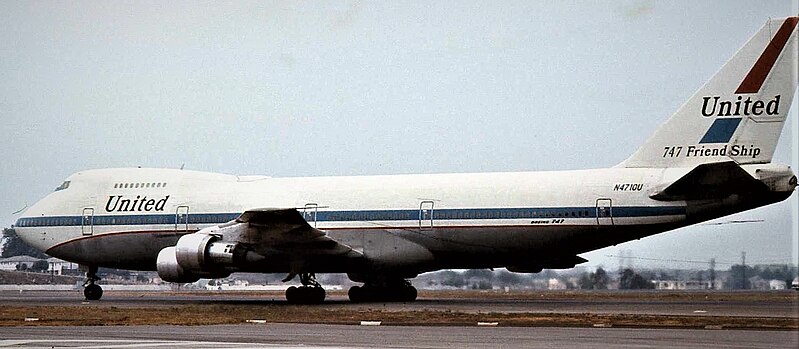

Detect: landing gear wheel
285,286,325,304
285,273,326,304
312,286,325,303
348,285,364,303
347,280,417,303
401,285,418,302
84,284,103,300
286,286,299,303
82,265,103,301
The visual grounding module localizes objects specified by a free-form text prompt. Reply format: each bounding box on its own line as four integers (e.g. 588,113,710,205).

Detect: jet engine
156,232,239,283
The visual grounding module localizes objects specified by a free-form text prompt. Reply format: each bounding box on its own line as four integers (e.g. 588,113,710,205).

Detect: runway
1,290,797,348
1,323,797,348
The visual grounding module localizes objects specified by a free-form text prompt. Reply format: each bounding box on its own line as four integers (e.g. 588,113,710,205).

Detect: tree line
2,228,47,259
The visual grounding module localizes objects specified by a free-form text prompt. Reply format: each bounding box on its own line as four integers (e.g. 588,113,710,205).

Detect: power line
604,255,737,265
603,254,794,266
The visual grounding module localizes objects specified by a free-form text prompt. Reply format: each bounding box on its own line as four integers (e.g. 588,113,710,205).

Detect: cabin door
175,205,189,232
596,198,614,226
419,200,435,230
303,203,318,228
81,207,94,236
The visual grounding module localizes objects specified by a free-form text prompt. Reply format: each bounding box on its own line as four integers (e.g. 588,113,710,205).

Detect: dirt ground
1,290,797,329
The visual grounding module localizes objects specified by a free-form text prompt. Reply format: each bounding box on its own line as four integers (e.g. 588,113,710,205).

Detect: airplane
13,17,799,303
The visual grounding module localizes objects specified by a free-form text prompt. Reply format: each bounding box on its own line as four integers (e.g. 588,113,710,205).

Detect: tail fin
622,17,798,168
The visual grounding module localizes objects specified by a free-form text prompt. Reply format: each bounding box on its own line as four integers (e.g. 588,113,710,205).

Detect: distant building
652,280,714,290
548,278,567,290
750,277,771,290
46,257,79,275
768,279,786,290
0,255,41,271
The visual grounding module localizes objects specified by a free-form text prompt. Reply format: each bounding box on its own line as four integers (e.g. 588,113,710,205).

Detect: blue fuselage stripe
15,206,686,228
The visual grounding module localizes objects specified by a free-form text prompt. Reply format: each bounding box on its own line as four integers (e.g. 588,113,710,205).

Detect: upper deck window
54,181,70,191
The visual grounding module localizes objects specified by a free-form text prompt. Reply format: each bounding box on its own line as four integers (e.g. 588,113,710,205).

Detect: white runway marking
0,339,367,349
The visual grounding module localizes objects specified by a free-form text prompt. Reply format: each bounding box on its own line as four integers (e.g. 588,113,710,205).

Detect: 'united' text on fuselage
105,195,170,212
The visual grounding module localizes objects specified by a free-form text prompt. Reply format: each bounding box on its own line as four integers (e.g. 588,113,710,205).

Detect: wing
228,208,361,258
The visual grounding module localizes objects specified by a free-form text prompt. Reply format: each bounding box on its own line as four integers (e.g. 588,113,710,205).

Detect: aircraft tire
348,285,364,303
286,286,325,304
348,284,416,303
286,286,299,303
84,284,103,301
401,285,417,302
310,286,326,304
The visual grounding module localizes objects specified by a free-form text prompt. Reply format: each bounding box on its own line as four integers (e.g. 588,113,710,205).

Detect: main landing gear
348,279,417,303
83,265,103,301
285,273,325,304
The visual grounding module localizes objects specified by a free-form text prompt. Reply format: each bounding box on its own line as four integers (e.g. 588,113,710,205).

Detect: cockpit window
54,181,70,191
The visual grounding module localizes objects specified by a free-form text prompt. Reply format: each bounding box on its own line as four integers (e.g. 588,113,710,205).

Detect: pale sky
1,1,797,269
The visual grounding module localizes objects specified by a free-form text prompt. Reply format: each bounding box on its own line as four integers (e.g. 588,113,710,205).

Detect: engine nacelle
175,233,218,271
156,246,201,283
156,232,236,283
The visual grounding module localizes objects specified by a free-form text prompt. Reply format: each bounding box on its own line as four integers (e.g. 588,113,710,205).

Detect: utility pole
741,251,747,290
709,258,716,290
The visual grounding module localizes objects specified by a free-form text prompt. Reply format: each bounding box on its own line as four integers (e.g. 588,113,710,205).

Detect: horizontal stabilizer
650,161,768,201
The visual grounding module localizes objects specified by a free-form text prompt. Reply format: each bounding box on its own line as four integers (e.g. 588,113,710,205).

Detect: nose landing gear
82,265,103,301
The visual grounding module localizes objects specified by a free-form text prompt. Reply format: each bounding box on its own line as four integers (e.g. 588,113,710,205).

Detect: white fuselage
15,164,791,275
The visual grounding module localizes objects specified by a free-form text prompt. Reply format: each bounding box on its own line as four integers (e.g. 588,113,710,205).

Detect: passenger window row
113,182,167,189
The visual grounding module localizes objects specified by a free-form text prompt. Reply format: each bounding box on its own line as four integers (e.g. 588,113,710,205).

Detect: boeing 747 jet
14,17,799,303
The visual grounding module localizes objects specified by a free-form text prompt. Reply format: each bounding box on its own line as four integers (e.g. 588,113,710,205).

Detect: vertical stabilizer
622,17,798,168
